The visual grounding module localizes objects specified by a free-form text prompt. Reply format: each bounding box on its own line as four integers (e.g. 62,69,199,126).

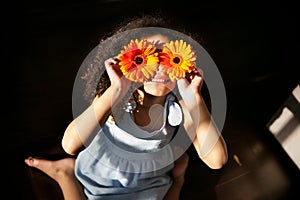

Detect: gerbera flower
118,39,159,82
159,40,196,80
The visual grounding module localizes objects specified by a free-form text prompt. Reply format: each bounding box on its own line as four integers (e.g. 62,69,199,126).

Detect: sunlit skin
142,65,176,97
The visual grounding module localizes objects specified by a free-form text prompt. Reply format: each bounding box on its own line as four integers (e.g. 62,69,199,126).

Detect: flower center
173,57,181,64
135,56,144,65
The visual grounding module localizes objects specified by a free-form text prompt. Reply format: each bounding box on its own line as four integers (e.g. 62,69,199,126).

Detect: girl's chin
143,82,176,96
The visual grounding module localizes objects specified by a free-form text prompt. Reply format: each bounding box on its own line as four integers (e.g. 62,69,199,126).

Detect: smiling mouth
147,78,171,83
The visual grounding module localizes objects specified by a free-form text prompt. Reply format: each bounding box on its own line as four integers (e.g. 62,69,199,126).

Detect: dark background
3,0,299,199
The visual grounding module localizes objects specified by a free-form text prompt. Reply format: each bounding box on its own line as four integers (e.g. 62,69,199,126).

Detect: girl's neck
132,89,167,131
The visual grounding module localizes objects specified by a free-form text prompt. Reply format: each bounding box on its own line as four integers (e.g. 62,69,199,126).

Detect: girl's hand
176,69,203,144
104,57,132,98
177,69,203,103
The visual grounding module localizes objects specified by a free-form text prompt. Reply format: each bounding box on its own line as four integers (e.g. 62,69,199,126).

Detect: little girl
25,15,228,200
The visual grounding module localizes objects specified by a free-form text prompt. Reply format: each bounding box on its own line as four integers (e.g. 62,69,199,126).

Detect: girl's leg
24,153,189,200
164,153,189,200
24,157,86,200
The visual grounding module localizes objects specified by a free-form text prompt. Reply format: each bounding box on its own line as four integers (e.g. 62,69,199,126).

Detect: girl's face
142,34,177,97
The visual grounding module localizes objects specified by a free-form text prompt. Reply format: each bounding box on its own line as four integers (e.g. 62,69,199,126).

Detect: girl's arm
178,72,228,169
62,58,131,155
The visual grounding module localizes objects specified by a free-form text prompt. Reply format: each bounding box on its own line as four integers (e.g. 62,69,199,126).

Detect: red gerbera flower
118,39,159,82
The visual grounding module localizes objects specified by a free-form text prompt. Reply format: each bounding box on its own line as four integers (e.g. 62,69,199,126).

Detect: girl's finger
104,58,122,76
177,78,189,91
104,58,117,67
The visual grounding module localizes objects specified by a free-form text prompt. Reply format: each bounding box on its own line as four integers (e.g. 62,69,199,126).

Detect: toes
24,157,35,166
24,157,41,168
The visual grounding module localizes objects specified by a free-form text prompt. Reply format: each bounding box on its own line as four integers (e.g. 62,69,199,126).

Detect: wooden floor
5,0,299,199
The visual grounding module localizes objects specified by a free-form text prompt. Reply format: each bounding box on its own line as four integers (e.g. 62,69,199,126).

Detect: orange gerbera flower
159,40,196,80
118,39,159,82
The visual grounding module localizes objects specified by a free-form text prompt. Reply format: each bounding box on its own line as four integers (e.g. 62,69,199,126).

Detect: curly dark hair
80,13,200,104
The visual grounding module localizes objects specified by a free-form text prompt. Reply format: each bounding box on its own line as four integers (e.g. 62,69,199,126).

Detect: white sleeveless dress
74,94,183,200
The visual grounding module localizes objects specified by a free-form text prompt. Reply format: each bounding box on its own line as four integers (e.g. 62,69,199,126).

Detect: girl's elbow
61,131,82,155
209,157,227,169
203,153,228,169
61,138,77,155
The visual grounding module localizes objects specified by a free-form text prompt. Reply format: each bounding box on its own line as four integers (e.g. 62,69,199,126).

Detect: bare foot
24,157,76,182
172,153,189,184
